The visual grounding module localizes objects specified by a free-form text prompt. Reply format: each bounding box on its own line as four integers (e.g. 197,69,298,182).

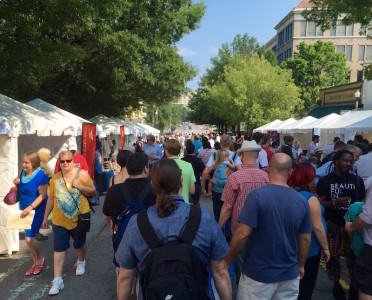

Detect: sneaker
76,260,86,276
49,278,64,296
332,281,346,300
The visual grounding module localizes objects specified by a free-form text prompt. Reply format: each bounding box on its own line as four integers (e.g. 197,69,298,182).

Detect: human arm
189,183,195,195
116,267,136,300
225,223,253,266
42,194,55,228
345,217,369,233
201,166,213,197
308,196,330,262
209,259,232,300
73,170,96,198
20,183,48,218
218,203,233,229
297,232,311,279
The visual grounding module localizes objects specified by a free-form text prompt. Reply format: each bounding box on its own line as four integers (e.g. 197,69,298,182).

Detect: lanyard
170,196,185,203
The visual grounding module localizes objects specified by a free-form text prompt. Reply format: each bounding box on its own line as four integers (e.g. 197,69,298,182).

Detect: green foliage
188,33,278,128
281,41,350,112
364,63,372,80
302,0,372,36
205,55,302,133
145,103,188,131
0,0,205,118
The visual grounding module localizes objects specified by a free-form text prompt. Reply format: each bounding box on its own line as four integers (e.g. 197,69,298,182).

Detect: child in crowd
207,150,235,195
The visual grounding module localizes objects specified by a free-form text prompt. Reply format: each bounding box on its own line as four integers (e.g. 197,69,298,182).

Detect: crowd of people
9,130,372,300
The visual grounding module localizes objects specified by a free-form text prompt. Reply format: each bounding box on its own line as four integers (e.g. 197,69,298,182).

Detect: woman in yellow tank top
42,150,95,296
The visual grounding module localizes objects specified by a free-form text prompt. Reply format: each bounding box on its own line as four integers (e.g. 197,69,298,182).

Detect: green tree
302,0,372,79
281,41,350,112
145,103,188,131
188,33,277,130
0,0,205,118
205,55,302,133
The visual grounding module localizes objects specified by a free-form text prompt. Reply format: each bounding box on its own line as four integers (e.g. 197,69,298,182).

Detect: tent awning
308,105,355,118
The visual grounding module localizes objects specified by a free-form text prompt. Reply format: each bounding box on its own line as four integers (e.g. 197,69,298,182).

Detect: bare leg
76,243,87,261
25,237,43,265
54,251,66,277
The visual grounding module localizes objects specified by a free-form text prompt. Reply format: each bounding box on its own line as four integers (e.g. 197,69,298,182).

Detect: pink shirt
221,164,269,234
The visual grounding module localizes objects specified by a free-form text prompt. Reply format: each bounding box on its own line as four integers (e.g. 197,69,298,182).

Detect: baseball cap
68,141,78,151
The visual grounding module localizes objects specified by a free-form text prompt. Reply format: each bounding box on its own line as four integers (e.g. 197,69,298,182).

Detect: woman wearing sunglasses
13,151,48,276
43,150,96,296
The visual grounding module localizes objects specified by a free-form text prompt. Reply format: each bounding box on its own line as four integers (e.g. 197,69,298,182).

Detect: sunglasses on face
60,159,73,164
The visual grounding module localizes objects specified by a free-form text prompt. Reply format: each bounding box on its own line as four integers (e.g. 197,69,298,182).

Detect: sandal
25,265,35,276
33,257,45,275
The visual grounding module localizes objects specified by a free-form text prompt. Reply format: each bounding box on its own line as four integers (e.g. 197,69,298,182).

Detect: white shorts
237,273,299,300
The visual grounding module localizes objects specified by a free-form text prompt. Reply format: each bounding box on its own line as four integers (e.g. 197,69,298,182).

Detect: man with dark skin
316,150,365,300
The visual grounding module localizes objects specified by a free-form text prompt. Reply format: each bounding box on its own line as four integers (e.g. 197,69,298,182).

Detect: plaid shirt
221,164,269,234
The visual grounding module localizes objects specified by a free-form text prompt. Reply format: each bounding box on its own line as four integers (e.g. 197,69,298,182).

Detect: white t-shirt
256,149,268,169
209,139,215,148
207,150,242,168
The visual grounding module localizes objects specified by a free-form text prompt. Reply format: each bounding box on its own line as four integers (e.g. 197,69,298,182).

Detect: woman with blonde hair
13,151,48,276
43,150,95,296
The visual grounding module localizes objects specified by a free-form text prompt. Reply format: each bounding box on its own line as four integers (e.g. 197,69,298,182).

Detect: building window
357,71,364,82
300,21,306,36
346,24,354,36
366,45,372,61
336,45,345,53
359,45,365,61
360,25,367,36
346,45,352,61
336,22,346,36
307,21,316,36
330,26,336,36
316,26,323,36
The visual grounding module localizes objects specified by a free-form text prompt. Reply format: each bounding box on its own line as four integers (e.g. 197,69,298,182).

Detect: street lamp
355,90,361,109
155,109,158,128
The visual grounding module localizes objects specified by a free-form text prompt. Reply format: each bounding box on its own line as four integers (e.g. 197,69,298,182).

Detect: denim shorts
52,224,87,252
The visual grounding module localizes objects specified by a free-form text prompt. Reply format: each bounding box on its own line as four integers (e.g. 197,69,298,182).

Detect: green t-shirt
169,156,196,203
344,201,364,256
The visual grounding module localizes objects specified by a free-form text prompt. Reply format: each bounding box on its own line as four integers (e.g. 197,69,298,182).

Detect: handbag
62,170,91,234
4,186,19,205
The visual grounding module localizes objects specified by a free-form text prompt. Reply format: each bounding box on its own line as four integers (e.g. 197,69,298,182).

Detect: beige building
265,0,372,82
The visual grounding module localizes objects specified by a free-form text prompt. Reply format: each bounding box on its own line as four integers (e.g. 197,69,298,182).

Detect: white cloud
177,46,198,57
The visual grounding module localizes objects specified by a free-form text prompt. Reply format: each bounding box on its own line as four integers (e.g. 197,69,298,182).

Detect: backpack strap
137,209,162,249
118,182,152,219
181,205,201,244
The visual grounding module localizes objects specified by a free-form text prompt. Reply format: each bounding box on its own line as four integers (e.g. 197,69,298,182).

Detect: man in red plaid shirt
219,140,269,285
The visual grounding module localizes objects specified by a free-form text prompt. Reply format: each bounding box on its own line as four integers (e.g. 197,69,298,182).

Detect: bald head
269,153,293,176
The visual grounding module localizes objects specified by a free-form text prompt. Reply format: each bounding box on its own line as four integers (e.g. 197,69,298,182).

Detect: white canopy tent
278,116,318,134
136,123,160,135
318,110,372,146
0,94,71,255
90,114,133,136
252,119,282,133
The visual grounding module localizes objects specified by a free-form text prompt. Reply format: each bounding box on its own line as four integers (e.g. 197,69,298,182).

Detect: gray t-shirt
115,202,229,272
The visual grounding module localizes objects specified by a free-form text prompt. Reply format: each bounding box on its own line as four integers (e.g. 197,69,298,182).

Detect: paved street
0,195,350,300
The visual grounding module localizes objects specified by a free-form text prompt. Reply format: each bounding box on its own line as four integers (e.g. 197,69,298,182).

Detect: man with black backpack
103,152,156,271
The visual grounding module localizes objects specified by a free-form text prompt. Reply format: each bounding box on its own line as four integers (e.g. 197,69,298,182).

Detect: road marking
320,261,349,291
0,256,30,283
7,282,34,300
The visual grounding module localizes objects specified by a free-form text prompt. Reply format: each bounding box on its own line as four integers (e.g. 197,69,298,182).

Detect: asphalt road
0,195,350,300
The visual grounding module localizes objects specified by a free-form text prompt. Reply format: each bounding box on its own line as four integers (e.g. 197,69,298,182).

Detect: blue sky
177,0,300,90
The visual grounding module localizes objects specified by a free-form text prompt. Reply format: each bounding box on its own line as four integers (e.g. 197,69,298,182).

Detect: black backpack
137,205,210,300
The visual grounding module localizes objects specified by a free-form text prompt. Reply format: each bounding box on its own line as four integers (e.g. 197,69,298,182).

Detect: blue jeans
212,191,231,239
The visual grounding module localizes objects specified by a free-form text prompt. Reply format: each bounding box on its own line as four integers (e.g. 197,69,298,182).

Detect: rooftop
295,0,314,9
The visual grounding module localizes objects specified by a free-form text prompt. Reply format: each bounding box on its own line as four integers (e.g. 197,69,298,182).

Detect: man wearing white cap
54,141,89,173
219,140,269,285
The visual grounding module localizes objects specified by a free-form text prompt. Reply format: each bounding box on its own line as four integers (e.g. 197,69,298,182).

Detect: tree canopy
0,0,205,118
188,33,278,130
205,55,301,133
145,102,188,131
281,41,350,113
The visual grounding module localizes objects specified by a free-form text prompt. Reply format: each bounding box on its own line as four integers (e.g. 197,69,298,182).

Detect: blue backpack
112,182,151,267
212,152,237,193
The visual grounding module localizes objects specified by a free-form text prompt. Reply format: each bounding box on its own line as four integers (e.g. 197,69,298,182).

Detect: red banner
120,125,125,150
81,123,96,179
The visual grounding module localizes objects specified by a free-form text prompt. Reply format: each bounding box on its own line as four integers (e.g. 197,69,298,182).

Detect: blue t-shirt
115,202,229,272
238,184,312,283
298,190,327,258
193,140,202,156
344,202,364,256
18,168,48,210
94,151,102,174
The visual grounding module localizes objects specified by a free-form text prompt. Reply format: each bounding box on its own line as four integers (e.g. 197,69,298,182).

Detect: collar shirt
307,141,319,158
221,164,269,234
143,143,162,164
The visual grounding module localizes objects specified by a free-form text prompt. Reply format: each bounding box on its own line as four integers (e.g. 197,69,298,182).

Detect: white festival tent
136,123,160,135
318,110,372,146
0,94,71,255
278,116,318,134
252,119,282,133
